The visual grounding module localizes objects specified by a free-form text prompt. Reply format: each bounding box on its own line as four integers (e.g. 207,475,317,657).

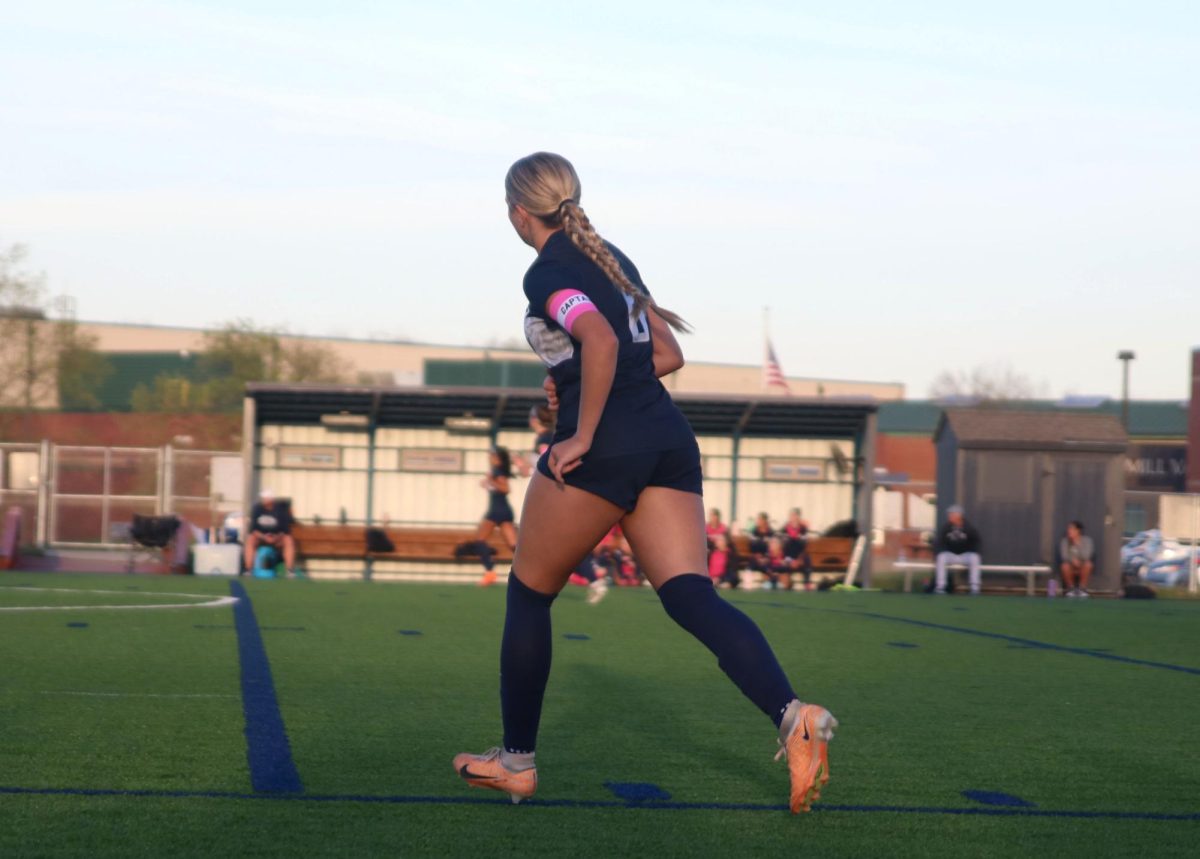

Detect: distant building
934,410,1128,591
67,320,904,410
872,398,1189,539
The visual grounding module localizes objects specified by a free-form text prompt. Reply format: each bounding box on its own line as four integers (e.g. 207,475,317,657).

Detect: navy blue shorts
536,441,703,512
485,499,514,525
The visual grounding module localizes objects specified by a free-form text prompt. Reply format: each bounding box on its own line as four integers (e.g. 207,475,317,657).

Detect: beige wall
256,423,860,532
80,320,904,399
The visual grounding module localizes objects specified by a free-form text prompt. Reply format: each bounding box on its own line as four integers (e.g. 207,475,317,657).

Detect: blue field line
733,600,1200,677
0,785,1196,821
229,581,304,793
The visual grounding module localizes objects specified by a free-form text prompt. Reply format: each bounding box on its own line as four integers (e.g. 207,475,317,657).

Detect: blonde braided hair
505,152,690,333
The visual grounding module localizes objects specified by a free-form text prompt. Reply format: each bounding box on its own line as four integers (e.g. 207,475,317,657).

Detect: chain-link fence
0,442,241,548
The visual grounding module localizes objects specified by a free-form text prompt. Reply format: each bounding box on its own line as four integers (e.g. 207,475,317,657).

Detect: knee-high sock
658,573,797,727
500,572,556,754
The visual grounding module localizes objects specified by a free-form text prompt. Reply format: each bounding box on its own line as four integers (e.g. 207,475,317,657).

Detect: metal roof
935,409,1128,451
246,383,878,439
880,399,1187,438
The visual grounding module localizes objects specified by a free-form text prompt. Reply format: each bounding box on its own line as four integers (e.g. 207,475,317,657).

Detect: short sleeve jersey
488,466,509,503
522,231,694,457
250,503,292,535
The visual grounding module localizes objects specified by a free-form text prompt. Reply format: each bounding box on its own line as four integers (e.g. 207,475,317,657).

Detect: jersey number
624,295,650,343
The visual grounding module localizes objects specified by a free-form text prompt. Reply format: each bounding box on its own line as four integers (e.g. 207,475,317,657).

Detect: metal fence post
101,447,112,545
163,445,175,516
853,411,878,588
36,440,51,548
363,391,382,582
242,396,257,539
1185,494,1195,595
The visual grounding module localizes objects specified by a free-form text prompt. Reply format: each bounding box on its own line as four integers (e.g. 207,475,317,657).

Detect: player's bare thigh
512,471,624,595
620,486,708,591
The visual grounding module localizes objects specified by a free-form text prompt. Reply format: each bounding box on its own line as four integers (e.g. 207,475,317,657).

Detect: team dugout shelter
243,384,879,583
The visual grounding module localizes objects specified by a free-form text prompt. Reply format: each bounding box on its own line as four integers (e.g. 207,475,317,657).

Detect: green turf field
1,573,1197,858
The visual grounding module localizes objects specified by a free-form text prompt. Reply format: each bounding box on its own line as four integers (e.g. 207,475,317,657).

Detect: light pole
1117,350,1135,431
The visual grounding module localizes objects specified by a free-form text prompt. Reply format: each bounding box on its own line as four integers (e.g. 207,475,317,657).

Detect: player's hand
542,376,559,411
548,435,589,483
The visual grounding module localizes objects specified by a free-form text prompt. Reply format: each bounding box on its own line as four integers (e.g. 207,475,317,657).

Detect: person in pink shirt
706,508,729,541
707,532,740,588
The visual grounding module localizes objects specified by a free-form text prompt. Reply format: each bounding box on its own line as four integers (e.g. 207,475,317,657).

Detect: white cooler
193,543,241,576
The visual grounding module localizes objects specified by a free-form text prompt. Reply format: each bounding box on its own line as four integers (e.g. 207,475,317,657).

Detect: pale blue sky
2,1,1197,398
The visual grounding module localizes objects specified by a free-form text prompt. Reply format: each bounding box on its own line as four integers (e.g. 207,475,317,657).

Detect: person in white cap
243,488,296,576
933,505,983,595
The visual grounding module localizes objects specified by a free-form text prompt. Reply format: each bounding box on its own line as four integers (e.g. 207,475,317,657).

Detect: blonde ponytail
505,152,691,333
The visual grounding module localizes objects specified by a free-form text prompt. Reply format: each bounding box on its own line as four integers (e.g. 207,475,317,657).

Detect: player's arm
492,475,510,494
544,289,617,481
647,308,684,378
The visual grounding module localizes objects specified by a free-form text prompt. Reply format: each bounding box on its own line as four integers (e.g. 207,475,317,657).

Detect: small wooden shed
934,410,1128,591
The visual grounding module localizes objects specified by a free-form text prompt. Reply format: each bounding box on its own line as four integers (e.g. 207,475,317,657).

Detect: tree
130,374,214,413
0,243,110,410
131,319,349,412
928,364,1046,402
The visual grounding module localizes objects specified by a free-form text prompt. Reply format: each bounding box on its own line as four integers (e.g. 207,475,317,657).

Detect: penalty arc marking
0,586,239,612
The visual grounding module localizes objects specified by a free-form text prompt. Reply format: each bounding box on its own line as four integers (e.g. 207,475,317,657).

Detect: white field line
0,586,238,612
37,690,238,699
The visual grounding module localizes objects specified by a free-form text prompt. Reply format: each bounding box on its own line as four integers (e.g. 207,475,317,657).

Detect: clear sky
2,1,1197,399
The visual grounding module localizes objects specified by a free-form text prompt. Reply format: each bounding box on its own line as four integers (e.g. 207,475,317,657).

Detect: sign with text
400,449,464,473
763,458,827,482
277,446,341,470
1124,445,1186,491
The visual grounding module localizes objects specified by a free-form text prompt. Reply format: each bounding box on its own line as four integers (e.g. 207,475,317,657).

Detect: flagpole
762,306,791,397
762,306,769,391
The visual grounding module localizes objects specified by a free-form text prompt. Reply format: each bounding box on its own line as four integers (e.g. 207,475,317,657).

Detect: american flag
763,339,791,394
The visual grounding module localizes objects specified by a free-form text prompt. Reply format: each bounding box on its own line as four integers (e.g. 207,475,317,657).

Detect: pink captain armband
547,289,597,335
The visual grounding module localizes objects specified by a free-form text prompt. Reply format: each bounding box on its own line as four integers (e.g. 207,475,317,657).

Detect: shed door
1052,457,1109,576
963,451,1040,565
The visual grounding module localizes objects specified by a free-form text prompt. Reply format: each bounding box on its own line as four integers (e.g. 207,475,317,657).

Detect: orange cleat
452,747,537,804
775,703,837,813
478,571,498,587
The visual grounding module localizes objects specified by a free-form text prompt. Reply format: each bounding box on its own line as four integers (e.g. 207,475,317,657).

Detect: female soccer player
452,152,836,813
454,447,517,586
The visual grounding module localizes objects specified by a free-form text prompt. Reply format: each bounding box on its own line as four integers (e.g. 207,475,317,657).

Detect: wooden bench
291,524,365,561
731,534,854,572
893,561,1052,596
291,523,514,566
371,527,514,564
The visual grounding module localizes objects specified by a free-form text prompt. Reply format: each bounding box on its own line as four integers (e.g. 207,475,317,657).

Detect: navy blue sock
658,574,796,727
500,572,556,754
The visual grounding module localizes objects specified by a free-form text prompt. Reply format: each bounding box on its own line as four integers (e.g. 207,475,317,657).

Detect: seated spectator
707,532,741,589
752,536,801,590
782,507,813,585
748,511,774,556
584,525,641,589
706,508,729,543
933,505,982,595
243,489,296,577
1060,520,1094,599
609,526,642,586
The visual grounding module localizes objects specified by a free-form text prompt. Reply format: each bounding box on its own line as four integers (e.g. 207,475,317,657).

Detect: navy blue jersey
249,502,292,535
488,465,510,504
522,230,694,457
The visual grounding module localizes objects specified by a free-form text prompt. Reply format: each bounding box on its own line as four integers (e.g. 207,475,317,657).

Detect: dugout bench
730,534,855,572
893,561,1052,596
291,523,514,566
